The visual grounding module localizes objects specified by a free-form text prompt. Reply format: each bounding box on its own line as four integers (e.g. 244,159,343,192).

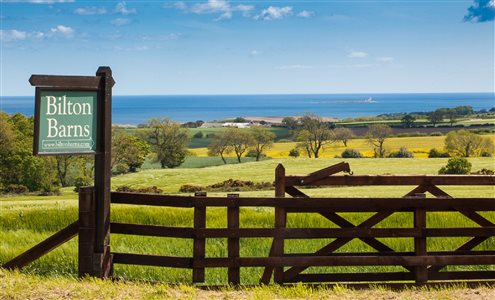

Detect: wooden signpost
30,66,115,277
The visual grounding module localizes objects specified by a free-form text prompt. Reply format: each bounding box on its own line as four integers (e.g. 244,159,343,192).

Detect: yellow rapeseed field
190,135,495,159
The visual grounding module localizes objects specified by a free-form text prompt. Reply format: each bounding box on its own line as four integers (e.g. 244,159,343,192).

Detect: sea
1,93,494,125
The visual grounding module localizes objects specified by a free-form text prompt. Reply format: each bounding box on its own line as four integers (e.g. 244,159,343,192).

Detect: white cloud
176,0,254,20
255,6,293,20
297,10,315,18
74,7,107,16
141,33,181,41
0,29,27,42
377,57,394,63
50,25,74,37
249,49,261,56
111,18,131,26
115,1,137,16
348,50,368,58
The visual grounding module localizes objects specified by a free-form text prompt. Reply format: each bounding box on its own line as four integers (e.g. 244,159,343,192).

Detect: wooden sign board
34,88,98,155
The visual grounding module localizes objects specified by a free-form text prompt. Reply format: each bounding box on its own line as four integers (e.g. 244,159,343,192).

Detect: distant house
221,122,252,128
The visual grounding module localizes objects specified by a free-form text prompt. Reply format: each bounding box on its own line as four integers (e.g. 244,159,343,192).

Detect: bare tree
332,127,355,147
225,127,255,163
366,124,393,158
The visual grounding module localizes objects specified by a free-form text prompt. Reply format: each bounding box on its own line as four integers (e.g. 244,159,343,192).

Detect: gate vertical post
413,193,427,284
78,186,96,277
93,66,114,277
227,193,240,285
193,192,207,283
274,164,286,284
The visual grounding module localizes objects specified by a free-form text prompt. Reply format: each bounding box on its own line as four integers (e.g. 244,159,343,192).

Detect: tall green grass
1,158,494,284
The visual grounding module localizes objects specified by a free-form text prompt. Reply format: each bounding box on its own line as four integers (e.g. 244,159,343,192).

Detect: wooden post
274,164,286,284
193,192,207,283
227,193,240,285
413,193,427,284
79,186,96,277
93,67,114,277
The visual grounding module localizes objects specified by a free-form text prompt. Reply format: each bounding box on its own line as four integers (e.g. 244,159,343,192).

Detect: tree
282,116,299,131
401,114,416,128
444,109,458,127
207,131,232,164
428,110,444,126
225,127,254,163
332,127,354,147
366,124,393,158
55,155,78,186
444,130,494,157
0,112,58,192
112,131,151,172
296,114,333,158
249,126,276,161
438,158,472,174
146,118,190,168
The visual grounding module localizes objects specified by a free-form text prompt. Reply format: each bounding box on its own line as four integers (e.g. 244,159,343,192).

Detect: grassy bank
2,270,494,300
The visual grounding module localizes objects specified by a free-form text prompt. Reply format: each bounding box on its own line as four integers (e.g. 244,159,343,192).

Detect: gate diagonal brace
297,162,351,185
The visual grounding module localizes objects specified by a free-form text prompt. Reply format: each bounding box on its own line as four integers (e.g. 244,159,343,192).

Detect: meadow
1,157,494,287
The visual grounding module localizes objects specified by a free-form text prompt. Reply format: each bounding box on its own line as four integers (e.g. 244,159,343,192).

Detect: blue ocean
1,93,494,124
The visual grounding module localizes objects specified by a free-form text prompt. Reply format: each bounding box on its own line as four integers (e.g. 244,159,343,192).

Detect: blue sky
1,0,494,96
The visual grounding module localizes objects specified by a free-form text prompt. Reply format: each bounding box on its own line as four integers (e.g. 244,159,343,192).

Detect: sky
0,0,494,96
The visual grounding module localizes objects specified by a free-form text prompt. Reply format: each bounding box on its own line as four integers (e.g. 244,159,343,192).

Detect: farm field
1,158,494,286
189,135,495,158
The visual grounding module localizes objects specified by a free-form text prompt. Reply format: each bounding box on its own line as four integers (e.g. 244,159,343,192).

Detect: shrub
179,184,203,193
245,149,266,158
2,184,28,194
341,149,363,158
428,148,450,158
115,185,163,194
193,131,204,138
429,131,443,136
73,176,93,192
206,133,217,139
288,148,300,158
388,147,413,158
438,158,472,174
113,164,129,175
472,168,494,175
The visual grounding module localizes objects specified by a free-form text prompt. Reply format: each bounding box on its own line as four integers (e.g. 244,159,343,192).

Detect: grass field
1,158,494,287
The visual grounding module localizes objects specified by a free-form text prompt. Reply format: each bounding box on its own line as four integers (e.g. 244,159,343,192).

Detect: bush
115,185,163,194
113,164,129,175
193,131,204,138
428,148,450,158
206,133,217,139
73,176,93,192
429,131,443,136
245,149,266,158
388,147,413,158
2,184,28,194
341,149,363,158
179,184,204,193
438,158,472,174
472,168,494,175
288,148,300,158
